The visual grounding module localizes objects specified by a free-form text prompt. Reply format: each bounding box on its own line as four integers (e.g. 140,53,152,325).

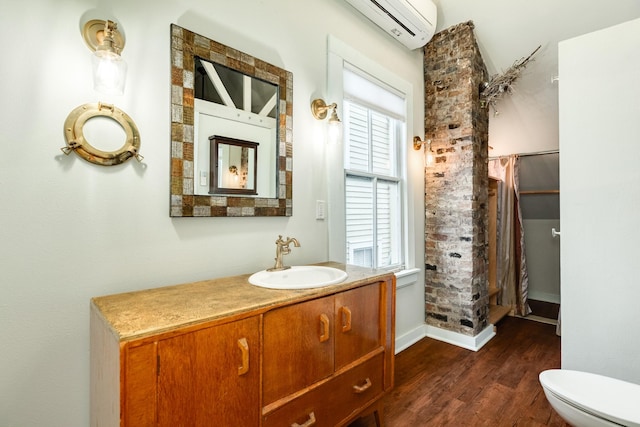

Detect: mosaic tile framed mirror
170,24,293,217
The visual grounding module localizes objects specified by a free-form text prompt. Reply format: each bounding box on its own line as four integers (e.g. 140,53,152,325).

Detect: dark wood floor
350,316,570,427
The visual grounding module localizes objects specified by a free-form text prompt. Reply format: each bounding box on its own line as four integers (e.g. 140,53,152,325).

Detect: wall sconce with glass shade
60,17,141,166
228,165,239,184
82,19,127,95
311,99,342,144
413,136,434,166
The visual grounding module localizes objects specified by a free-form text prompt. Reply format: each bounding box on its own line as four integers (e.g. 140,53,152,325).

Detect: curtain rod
489,149,559,160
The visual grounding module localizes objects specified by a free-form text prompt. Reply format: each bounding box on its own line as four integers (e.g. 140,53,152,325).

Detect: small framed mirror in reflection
210,135,258,195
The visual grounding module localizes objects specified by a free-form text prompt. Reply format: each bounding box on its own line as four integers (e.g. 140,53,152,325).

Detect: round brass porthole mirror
62,102,142,166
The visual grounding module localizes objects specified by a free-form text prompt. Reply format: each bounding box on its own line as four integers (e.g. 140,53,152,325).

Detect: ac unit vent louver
344,0,437,50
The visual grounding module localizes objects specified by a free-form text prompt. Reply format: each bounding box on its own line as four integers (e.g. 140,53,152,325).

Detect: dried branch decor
481,45,541,115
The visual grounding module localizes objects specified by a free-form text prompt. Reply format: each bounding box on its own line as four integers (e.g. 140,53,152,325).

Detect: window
326,37,416,277
343,68,406,270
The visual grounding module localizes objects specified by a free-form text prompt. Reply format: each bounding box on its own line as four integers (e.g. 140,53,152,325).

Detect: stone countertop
91,262,393,342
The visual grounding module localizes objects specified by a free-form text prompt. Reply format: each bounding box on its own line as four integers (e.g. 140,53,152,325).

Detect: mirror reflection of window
193,57,278,198
196,59,278,119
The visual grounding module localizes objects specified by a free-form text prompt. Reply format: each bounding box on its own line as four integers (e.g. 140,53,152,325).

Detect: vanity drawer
262,353,384,427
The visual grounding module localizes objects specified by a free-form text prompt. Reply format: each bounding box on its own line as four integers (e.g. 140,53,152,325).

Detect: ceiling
433,0,640,157
432,1,640,221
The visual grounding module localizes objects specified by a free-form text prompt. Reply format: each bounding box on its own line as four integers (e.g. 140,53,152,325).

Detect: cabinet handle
353,377,372,394
319,314,330,342
237,337,249,376
341,306,352,333
291,411,316,427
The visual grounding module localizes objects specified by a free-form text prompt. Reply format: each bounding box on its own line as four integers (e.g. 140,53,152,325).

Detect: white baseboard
394,324,427,354
395,323,497,353
424,324,496,352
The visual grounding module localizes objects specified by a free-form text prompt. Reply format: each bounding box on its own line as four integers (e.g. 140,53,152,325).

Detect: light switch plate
316,200,326,220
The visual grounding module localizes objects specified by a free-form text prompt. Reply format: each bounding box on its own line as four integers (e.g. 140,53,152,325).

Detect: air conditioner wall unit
344,0,437,50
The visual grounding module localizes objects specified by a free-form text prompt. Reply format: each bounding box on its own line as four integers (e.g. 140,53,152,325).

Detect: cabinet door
123,342,157,426
335,283,382,369
157,316,260,427
263,296,335,405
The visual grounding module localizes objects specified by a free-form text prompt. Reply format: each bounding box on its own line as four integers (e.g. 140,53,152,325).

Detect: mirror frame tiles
169,24,293,217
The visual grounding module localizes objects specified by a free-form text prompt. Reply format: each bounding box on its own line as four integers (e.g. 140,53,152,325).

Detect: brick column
423,22,490,336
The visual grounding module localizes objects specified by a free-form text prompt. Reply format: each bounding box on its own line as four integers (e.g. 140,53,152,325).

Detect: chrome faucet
267,235,301,271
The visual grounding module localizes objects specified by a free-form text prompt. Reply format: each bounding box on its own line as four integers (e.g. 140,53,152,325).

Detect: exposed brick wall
423,22,490,336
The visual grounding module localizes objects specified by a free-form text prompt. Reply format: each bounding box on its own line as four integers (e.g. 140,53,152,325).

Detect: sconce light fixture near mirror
311,99,342,144
82,19,127,95
60,17,142,166
170,24,293,217
413,136,434,166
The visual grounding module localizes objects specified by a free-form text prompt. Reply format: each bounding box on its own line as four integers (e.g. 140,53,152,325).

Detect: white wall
435,0,640,157
559,17,640,382
0,1,426,425
523,219,561,303
485,0,638,155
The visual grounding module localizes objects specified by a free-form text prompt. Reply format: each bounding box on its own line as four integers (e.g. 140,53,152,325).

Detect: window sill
395,267,420,289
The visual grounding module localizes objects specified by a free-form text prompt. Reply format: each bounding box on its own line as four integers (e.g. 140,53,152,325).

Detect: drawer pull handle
319,314,330,342
237,337,249,376
341,306,352,332
353,377,372,394
291,411,316,427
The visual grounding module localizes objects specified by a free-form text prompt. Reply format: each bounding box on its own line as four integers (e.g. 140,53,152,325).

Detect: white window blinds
344,71,404,270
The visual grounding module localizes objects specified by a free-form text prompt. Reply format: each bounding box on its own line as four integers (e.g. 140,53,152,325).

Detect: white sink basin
248,266,348,290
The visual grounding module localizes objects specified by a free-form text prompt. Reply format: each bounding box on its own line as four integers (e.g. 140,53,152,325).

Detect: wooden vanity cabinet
156,316,261,426
90,264,395,427
101,315,261,427
334,283,382,369
262,281,392,426
263,295,336,403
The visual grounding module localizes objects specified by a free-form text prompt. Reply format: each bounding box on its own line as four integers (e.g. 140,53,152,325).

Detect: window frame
326,36,414,274
344,99,405,270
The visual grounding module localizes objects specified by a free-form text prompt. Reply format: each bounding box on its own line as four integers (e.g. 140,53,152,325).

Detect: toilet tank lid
539,369,640,427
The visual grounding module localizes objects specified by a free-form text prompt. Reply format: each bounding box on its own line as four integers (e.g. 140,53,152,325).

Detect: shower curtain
488,155,531,316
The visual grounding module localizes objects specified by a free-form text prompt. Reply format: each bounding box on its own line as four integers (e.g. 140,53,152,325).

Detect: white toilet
539,369,640,426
